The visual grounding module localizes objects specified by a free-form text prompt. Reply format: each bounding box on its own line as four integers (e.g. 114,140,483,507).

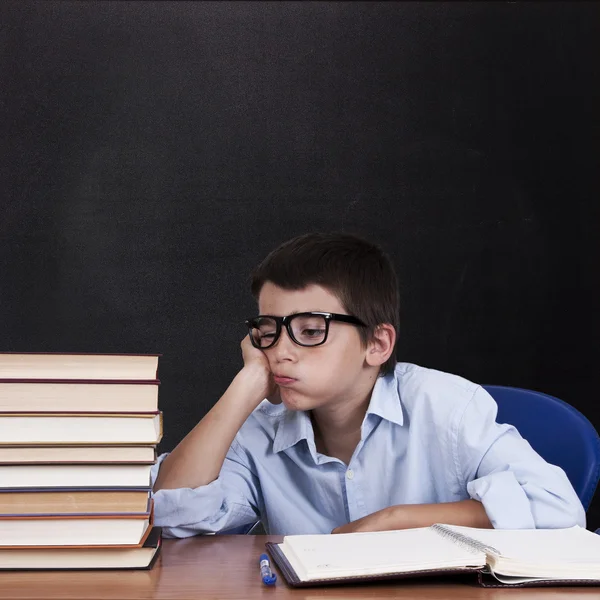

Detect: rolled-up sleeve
150,439,261,538
456,386,585,529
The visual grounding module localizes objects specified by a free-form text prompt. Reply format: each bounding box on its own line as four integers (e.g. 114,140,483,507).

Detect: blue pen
259,553,277,586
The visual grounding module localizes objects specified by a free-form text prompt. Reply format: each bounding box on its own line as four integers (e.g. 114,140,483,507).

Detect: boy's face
257,282,375,412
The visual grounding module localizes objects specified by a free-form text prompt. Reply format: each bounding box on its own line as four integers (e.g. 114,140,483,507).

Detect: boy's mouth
273,375,297,386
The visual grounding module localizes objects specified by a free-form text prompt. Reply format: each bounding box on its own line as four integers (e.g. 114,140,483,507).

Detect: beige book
0,463,153,489
0,511,153,547
0,413,162,446
0,490,150,515
0,445,156,464
0,380,159,413
0,527,161,570
0,353,159,380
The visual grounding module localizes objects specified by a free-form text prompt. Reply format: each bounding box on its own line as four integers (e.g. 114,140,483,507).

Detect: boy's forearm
332,500,492,534
152,367,267,492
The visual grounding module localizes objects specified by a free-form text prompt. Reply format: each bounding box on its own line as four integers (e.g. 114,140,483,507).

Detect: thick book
0,489,151,516
0,445,157,464
0,413,162,446
0,503,153,548
0,526,162,570
266,524,600,588
0,380,159,413
0,353,160,380
0,463,153,489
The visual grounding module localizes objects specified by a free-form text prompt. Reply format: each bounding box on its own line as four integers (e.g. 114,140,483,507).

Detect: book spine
431,524,500,556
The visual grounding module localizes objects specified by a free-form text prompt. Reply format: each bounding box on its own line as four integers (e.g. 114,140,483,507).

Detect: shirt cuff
149,451,169,488
149,452,226,536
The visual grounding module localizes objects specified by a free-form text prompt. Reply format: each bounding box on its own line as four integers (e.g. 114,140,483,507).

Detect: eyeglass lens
250,314,328,347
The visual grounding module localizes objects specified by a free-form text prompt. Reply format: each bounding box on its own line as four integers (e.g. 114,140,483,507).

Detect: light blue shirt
151,362,585,536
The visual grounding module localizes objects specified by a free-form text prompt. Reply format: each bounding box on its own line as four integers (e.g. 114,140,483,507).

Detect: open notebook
266,524,600,588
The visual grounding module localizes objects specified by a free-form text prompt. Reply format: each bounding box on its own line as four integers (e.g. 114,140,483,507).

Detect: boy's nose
271,327,297,362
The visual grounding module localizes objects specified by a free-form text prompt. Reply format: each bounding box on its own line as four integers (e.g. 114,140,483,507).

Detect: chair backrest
483,385,600,511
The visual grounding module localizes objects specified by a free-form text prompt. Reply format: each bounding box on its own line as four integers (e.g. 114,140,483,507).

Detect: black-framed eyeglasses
245,312,367,349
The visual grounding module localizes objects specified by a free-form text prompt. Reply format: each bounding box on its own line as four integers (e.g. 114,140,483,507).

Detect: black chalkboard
1,1,599,525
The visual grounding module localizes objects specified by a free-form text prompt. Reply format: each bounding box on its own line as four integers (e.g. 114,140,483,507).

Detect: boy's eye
257,325,277,338
295,324,327,344
291,315,328,344
260,331,276,339
301,328,325,338
255,330,277,347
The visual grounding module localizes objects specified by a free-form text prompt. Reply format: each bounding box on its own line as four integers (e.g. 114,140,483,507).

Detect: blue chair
483,385,600,511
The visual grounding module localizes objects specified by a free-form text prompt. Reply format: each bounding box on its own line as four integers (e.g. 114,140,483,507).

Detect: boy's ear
365,323,396,368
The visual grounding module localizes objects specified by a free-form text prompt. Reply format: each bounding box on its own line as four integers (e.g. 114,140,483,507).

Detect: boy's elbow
568,503,587,529
468,469,587,529
532,487,586,529
553,498,586,529
541,505,586,530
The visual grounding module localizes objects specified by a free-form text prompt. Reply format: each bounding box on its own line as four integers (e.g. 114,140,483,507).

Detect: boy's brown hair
250,232,399,376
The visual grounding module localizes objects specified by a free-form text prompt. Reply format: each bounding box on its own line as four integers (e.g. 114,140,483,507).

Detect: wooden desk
0,535,598,599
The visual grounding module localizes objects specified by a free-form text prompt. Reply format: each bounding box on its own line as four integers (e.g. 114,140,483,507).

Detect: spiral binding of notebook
431,524,500,556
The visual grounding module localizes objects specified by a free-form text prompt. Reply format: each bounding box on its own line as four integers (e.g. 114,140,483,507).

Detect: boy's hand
154,335,282,492
240,335,279,404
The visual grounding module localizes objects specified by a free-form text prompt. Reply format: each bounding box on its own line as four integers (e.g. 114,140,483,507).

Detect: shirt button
346,469,354,480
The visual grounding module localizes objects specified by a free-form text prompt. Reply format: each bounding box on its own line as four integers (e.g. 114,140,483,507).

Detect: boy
151,232,584,536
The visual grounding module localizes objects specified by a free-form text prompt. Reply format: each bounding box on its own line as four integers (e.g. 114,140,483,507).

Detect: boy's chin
280,389,318,412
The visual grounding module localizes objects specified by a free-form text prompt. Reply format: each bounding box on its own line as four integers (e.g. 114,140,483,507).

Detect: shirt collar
272,368,404,454
273,407,313,454
365,369,404,427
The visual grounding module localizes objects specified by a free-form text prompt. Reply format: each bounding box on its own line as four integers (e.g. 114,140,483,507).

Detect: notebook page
445,525,600,563
444,525,600,579
281,527,486,581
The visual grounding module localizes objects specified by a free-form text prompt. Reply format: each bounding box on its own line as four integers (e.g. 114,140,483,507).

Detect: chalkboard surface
1,2,599,525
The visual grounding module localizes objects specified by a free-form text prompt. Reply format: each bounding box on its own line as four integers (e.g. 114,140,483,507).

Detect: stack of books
0,353,163,570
